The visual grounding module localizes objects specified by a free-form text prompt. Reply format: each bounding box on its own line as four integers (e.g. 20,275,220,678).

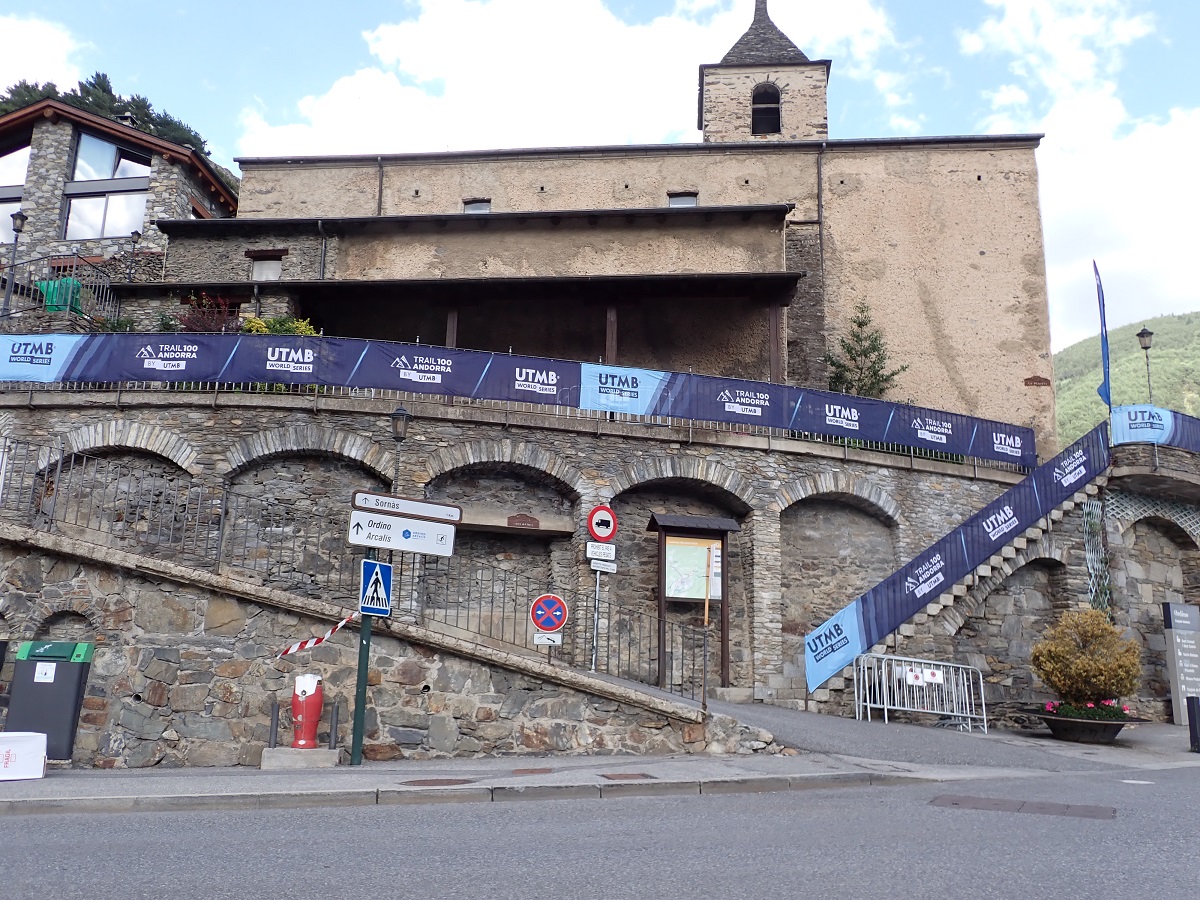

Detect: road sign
590,559,617,574
533,632,563,646
348,510,455,557
587,505,617,542
530,593,569,633
352,491,461,523
586,541,616,561
360,559,393,617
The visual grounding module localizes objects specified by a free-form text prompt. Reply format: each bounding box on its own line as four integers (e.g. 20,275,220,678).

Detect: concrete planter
1030,711,1145,744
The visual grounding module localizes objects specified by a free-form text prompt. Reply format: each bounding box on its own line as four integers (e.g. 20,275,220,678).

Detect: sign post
585,506,617,672
350,548,378,767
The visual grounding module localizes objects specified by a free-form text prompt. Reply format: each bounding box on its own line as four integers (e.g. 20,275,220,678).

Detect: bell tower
698,0,831,142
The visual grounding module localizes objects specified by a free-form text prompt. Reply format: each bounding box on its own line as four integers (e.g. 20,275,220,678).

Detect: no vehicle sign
587,505,618,542
530,593,569,633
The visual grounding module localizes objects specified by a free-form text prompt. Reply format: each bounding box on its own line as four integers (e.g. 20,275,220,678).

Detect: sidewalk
3,708,1198,816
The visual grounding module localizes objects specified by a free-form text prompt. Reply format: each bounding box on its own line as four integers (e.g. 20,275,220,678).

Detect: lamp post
126,229,141,282
1137,326,1154,404
350,405,413,767
2,209,28,316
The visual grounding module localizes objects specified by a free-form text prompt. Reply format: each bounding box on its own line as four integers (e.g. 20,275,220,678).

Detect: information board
1163,603,1200,726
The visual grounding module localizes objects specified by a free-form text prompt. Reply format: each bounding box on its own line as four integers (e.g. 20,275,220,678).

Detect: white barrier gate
854,653,988,733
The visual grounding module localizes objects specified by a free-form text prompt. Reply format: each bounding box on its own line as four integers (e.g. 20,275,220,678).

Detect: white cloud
0,16,83,93
237,0,898,157
959,0,1194,350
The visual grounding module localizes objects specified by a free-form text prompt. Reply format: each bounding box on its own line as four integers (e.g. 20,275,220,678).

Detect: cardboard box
0,732,48,781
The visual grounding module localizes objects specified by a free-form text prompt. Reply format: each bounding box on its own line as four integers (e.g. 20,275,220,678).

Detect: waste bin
5,642,93,760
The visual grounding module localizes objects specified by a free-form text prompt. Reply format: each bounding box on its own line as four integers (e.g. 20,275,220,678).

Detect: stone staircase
785,471,1110,709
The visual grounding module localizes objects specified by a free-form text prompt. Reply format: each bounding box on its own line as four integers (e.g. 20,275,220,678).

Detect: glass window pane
252,259,282,281
102,192,147,237
74,134,118,181
65,196,107,239
0,146,30,187
114,150,152,178
463,200,491,213
668,193,698,207
0,201,19,243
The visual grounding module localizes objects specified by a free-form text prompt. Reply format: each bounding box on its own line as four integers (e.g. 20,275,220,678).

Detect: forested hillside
1054,313,1200,443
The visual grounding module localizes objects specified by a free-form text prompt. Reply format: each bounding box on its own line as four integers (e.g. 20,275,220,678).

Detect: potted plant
1028,608,1143,744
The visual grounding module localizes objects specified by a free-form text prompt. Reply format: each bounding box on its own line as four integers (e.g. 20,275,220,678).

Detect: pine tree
826,300,909,398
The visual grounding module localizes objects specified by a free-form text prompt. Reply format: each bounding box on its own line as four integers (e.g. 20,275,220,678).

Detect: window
61,132,151,240
752,83,782,135
0,201,20,244
252,259,282,281
463,199,492,214
72,134,151,181
668,192,699,208
0,145,30,189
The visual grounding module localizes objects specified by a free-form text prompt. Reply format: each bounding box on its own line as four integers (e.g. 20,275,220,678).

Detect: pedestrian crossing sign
359,559,392,617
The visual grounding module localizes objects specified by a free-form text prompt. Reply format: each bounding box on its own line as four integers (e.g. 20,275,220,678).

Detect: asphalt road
7,768,1198,900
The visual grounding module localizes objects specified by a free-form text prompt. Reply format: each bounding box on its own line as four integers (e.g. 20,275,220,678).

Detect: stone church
1,1,1191,768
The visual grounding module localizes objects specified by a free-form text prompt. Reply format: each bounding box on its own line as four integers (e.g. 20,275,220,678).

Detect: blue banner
1110,405,1174,446
806,424,1111,692
803,601,865,692
0,333,1038,465
1095,261,1112,409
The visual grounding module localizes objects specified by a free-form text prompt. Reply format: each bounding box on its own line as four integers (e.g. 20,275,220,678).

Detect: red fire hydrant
291,674,323,749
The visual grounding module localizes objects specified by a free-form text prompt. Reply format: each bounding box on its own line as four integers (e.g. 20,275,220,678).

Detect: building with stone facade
0,1,1195,768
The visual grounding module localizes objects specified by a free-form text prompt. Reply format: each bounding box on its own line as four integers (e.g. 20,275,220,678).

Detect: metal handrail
0,253,117,322
0,435,711,700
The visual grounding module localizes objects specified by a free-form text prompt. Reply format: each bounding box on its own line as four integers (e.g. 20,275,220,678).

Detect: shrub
1030,609,1140,708
241,315,318,336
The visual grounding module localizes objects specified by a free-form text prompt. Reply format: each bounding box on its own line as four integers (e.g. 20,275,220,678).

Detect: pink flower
1123,706,1130,713
1086,702,1095,708
1102,699,1115,706
1045,702,1055,712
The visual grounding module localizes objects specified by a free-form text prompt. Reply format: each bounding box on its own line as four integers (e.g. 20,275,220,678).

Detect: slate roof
646,514,742,534
720,0,809,66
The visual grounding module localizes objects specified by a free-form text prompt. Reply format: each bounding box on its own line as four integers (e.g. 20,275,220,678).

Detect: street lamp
126,229,141,282
389,405,410,494
2,209,28,316
1136,326,1154,404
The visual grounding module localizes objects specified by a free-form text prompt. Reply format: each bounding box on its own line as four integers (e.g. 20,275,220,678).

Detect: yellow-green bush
1030,609,1140,707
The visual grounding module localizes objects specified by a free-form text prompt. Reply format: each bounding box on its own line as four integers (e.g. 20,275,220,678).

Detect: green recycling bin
5,642,94,760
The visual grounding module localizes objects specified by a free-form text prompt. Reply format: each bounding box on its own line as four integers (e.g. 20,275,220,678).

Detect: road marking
1120,779,1155,784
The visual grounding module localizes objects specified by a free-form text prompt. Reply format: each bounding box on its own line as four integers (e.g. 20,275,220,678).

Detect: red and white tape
278,612,359,659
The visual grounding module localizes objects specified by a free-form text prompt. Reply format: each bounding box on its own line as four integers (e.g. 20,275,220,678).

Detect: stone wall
165,232,332,283
0,541,771,766
0,391,1024,694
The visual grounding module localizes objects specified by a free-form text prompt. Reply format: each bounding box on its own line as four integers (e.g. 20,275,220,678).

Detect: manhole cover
931,795,1114,820
600,773,654,781
400,778,476,787
512,768,554,776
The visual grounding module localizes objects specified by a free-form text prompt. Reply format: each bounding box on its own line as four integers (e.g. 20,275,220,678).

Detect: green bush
1030,609,1140,708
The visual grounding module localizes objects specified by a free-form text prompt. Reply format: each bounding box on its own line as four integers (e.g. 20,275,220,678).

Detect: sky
2,0,1197,351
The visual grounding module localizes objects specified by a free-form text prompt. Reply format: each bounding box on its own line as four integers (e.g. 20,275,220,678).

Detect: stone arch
25,600,104,642
222,424,392,481
1119,514,1200,551
609,456,755,514
424,440,588,503
60,419,202,475
777,472,903,527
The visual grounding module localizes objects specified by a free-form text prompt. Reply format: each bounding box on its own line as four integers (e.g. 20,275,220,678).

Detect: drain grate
400,778,477,787
600,773,655,781
931,795,1115,820
512,768,555,776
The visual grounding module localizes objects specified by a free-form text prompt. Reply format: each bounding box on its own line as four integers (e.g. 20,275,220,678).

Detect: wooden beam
605,304,618,365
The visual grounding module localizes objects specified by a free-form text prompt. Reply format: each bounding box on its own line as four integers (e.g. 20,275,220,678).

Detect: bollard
1188,696,1200,753
328,699,340,751
268,699,279,750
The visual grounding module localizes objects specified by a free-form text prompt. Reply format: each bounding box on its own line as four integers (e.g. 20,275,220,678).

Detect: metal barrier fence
0,253,117,322
854,653,988,733
0,435,711,700
0,379,1030,476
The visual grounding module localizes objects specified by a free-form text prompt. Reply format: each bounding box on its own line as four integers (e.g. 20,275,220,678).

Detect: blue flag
1095,261,1111,410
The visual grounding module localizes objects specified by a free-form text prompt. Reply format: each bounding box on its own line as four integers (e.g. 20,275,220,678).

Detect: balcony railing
0,253,118,323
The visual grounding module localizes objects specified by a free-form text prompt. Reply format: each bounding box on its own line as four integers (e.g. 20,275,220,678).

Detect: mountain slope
1055,312,1200,444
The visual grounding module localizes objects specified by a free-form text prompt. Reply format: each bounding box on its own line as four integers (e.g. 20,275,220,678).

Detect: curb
0,770,934,816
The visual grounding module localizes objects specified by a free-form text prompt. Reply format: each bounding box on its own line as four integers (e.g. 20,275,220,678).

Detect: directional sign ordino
530,593,569,633
587,505,618,542
348,510,455,557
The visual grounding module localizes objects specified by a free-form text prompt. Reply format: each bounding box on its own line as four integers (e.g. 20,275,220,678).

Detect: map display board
663,536,722,602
